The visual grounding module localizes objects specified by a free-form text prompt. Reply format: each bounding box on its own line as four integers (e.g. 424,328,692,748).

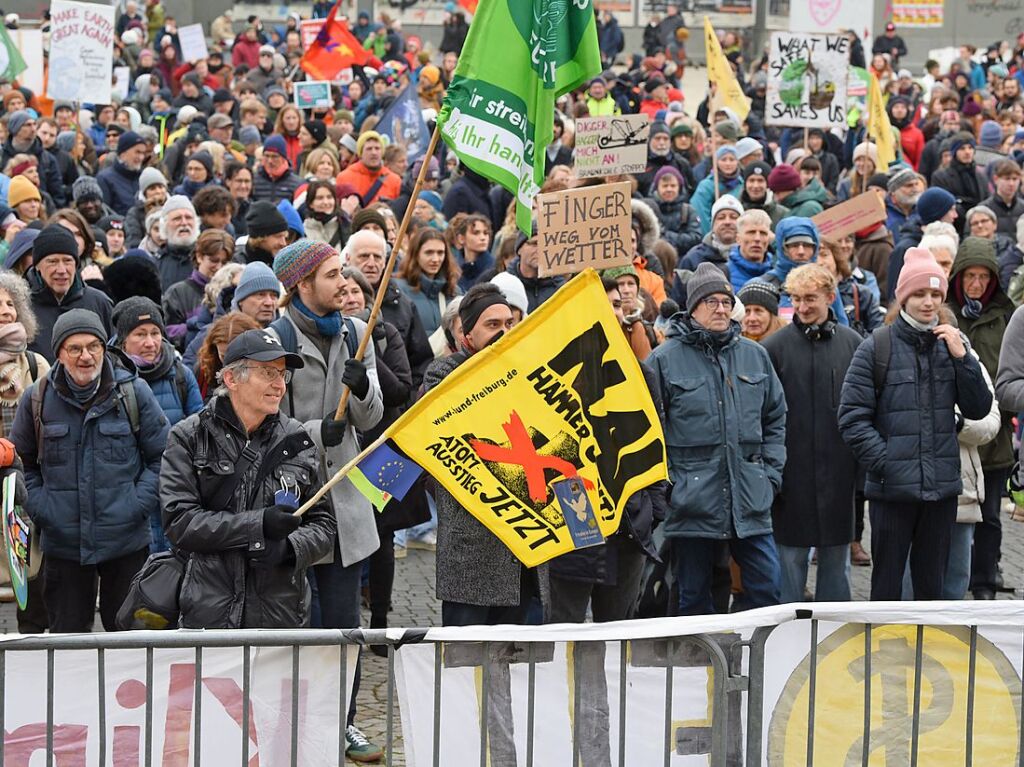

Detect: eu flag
349,441,424,512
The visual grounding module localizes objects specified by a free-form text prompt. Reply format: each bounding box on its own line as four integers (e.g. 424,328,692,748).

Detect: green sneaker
345,724,384,763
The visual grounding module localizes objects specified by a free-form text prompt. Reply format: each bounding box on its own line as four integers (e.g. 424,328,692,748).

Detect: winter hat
5,110,31,137
351,208,388,234
206,113,233,131
305,119,327,146
602,264,640,287
420,190,443,212
711,195,743,220
685,261,734,315
103,254,163,305
356,130,384,155
895,247,948,305
715,145,738,160
670,122,693,137
116,131,146,154
853,142,879,166
950,131,977,155
490,272,529,318
238,125,262,146
339,134,358,154
186,150,214,178
653,165,685,189
246,200,288,238
33,223,79,264
962,99,982,117
887,168,919,194
273,238,337,289
767,163,801,192
72,175,103,202
3,227,38,270
644,78,666,95
737,280,780,315
979,120,1003,149
276,200,305,238
161,195,196,218
139,166,167,195
232,261,282,309
7,175,40,208
97,214,125,233
743,160,772,180
868,173,891,191
262,134,288,158
51,308,107,356
55,131,76,153
212,88,234,104
916,187,956,225
735,137,762,160
713,119,739,142
649,120,670,138
112,296,166,341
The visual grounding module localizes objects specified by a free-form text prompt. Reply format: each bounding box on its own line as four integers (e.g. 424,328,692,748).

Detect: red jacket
899,124,925,170
232,36,260,70
639,98,668,119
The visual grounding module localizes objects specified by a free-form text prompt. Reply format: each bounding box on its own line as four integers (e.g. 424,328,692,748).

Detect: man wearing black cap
27,225,114,363
10,308,169,632
740,161,788,229
160,329,336,629
872,22,907,67
241,201,290,266
97,131,147,216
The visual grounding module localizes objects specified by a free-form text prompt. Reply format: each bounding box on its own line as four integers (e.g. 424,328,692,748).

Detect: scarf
954,274,997,320
728,246,771,293
63,366,101,405
292,295,342,337
900,309,939,331
0,323,28,403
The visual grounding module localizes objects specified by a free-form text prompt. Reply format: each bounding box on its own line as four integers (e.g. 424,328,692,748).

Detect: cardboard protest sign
811,191,886,241
294,81,332,110
47,0,115,105
179,23,209,63
574,114,649,178
537,182,632,277
766,31,850,128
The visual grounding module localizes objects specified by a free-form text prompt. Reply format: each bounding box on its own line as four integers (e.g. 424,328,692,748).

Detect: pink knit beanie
895,247,948,305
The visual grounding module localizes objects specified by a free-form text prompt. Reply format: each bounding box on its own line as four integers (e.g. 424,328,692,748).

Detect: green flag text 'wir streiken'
436,0,601,233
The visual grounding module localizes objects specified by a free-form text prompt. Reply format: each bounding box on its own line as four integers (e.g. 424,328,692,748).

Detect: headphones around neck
801,318,837,342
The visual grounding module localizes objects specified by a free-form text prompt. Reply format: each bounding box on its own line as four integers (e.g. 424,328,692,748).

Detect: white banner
178,23,209,64
47,0,115,105
766,31,850,128
397,603,1024,766
2,641,357,764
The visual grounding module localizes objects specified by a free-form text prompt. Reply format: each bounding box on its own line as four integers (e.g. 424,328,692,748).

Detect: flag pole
712,125,721,201
294,433,389,517
332,124,442,422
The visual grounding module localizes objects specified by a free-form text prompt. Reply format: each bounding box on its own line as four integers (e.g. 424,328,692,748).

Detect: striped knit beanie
273,238,338,290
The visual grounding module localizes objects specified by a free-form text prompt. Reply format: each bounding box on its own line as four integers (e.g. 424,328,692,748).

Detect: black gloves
321,415,348,447
249,539,294,569
342,358,370,399
263,505,301,540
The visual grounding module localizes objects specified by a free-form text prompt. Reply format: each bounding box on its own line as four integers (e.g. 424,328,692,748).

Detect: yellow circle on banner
767,624,1021,765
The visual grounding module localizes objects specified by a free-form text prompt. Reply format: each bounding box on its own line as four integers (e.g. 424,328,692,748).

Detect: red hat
767,163,801,193
895,247,948,305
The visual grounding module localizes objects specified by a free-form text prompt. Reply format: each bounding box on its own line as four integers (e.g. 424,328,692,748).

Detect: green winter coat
780,179,828,218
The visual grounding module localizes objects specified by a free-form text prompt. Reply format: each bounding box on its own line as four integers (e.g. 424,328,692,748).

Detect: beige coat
957,353,1002,523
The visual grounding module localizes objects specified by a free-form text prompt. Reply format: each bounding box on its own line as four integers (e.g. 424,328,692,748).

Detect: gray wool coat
272,310,384,567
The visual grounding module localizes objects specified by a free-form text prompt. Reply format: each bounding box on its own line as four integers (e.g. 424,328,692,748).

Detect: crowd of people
0,1,1021,758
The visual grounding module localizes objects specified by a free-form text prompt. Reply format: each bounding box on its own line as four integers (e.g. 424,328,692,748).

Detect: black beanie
113,296,167,343
33,223,80,264
305,119,327,146
246,201,288,237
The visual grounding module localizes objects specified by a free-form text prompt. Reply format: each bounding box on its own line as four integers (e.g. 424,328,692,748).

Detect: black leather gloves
263,505,301,540
321,415,348,447
342,358,370,399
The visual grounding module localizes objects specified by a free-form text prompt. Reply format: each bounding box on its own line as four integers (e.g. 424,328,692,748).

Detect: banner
537,182,632,276
788,0,873,41
384,270,667,567
766,31,850,128
396,602,1024,766
376,82,431,162
10,29,43,95
2,642,357,764
867,70,897,168
300,18,326,50
437,0,601,233
892,0,944,27
47,0,115,105
574,114,649,178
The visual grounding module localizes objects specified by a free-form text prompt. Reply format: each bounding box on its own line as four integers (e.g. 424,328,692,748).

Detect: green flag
437,0,600,233
0,26,26,83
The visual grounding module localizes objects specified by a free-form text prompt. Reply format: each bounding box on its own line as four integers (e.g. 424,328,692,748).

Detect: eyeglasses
64,341,104,358
701,297,735,310
241,365,292,384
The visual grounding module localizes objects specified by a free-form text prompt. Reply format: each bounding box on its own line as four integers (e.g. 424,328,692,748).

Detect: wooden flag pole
332,124,441,422
293,433,389,517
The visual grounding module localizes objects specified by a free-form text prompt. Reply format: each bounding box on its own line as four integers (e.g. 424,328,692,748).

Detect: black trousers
970,466,1009,593
368,527,395,624
869,498,956,601
44,548,149,632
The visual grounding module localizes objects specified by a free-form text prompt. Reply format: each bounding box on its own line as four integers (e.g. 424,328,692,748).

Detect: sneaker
407,530,437,551
345,724,384,762
394,543,407,559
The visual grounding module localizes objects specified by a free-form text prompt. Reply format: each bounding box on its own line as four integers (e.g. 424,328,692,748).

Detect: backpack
31,375,141,464
871,325,893,395
270,315,358,359
172,360,189,411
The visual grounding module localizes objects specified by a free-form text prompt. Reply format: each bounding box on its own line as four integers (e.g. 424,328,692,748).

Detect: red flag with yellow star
299,1,379,80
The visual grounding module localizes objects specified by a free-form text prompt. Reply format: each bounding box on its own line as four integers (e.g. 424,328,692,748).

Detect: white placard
11,29,42,95
112,65,130,101
47,0,115,105
178,23,209,63
766,31,850,128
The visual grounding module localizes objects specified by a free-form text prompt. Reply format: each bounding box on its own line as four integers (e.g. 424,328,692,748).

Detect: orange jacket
335,161,402,205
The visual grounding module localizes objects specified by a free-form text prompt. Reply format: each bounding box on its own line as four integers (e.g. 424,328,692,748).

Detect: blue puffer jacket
764,218,850,327
97,160,141,216
647,315,787,539
838,317,993,502
9,358,170,564
117,343,203,426
728,245,772,293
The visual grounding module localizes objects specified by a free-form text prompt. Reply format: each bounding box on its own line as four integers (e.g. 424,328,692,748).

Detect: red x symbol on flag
470,410,594,503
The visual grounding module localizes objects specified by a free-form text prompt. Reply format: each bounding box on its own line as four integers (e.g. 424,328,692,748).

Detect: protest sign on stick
574,115,649,178
537,182,633,277
766,31,850,128
179,23,209,63
47,0,115,105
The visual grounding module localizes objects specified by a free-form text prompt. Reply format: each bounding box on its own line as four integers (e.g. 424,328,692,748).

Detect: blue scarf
727,245,771,293
292,295,342,337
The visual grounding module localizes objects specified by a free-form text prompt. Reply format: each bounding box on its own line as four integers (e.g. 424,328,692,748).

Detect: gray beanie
55,130,77,153
161,195,195,217
231,262,281,310
51,308,108,356
139,166,167,195
685,261,733,315
737,279,780,315
6,110,31,137
887,168,919,194
72,175,103,202
238,125,261,146
113,296,166,342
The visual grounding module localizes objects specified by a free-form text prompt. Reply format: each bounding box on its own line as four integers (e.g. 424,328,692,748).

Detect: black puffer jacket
838,316,993,502
160,395,336,629
644,194,702,255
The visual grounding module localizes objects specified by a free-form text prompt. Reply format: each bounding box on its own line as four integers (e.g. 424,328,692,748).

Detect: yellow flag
867,71,896,169
385,270,668,568
704,16,750,122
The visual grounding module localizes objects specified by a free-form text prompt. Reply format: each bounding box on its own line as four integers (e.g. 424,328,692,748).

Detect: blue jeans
672,534,781,615
900,522,974,600
777,544,851,604
396,490,438,546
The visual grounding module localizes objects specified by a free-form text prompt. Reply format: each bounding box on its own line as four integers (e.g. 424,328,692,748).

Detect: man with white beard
156,196,200,291
97,132,147,216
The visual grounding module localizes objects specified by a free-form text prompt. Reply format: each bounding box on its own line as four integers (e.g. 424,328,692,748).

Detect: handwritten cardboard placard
811,191,886,241
179,23,209,63
537,181,632,277
574,114,649,179
766,31,850,128
47,0,115,105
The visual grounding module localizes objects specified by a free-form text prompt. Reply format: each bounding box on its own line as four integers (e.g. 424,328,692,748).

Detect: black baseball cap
223,330,304,369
